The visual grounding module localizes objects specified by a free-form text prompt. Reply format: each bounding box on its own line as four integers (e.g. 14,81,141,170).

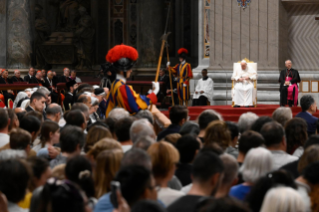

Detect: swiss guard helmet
178,48,189,60
106,44,139,72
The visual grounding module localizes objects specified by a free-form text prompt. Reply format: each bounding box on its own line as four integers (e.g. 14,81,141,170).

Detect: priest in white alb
192,69,213,106
231,60,257,107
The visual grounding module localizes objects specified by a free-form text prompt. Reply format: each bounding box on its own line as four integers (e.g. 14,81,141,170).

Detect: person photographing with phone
94,165,158,212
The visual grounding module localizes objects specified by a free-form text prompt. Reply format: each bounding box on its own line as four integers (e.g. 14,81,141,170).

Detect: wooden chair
8,99,14,109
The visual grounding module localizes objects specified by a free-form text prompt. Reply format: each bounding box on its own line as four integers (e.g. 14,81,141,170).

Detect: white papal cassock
231,66,257,106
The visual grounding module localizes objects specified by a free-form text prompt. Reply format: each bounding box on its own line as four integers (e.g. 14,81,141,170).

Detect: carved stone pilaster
6,0,32,68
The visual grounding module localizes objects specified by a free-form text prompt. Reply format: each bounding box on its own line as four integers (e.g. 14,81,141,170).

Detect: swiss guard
167,48,193,106
105,44,159,117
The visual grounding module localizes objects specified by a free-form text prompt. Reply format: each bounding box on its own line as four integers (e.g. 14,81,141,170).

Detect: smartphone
110,181,121,208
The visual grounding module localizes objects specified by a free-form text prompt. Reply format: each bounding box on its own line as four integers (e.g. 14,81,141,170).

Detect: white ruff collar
116,74,126,83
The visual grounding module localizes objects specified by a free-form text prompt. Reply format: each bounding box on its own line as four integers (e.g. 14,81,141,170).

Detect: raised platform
161,104,319,122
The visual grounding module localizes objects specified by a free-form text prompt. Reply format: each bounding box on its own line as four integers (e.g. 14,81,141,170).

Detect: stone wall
0,0,6,68
208,0,286,71
287,4,319,71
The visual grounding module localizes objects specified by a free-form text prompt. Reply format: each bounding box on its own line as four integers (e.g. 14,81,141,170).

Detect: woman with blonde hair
147,141,184,206
260,187,304,212
86,138,122,162
94,149,123,198
84,125,112,153
204,120,231,151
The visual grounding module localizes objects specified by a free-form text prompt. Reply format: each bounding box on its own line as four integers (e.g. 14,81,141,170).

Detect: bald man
46,103,62,122
231,60,257,107
11,70,24,82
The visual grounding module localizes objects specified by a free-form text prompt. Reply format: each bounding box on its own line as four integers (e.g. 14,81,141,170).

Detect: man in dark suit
295,95,319,136
26,92,47,119
63,80,76,111
29,71,45,85
59,67,70,83
44,71,55,90
11,70,24,82
279,60,300,107
44,71,59,103
24,67,35,82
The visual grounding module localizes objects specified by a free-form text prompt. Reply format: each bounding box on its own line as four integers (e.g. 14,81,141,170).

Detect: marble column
193,0,210,73
137,0,164,67
0,0,6,68
6,0,32,69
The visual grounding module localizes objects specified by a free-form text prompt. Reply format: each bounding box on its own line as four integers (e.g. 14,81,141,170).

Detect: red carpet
161,104,319,122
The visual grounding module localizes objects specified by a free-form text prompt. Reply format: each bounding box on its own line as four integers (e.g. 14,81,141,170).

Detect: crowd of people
0,44,318,211
0,77,318,212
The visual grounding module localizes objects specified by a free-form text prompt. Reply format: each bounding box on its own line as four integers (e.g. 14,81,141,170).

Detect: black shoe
234,105,240,108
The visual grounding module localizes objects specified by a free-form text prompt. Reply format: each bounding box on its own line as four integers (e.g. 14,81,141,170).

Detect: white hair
136,109,154,125
37,86,50,96
241,60,247,64
14,70,20,74
130,119,156,144
108,108,129,121
285,60,292,64
21,99,30,109
0,149,26,161
260,187,305,212
238,112,258,133
220,154,239,186
13,91,28,109
199,109,223,121
240,147,273,183
272,107,292,127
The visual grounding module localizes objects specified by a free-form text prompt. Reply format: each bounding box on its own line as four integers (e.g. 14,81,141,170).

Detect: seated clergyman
231,60,256,107
192,69,213,106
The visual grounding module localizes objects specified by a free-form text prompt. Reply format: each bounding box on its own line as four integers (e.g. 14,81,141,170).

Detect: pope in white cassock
231,60,257,107
192,69,213,106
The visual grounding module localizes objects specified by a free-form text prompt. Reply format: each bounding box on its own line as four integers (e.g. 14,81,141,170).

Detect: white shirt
0,133,10,148
181,183,192,194
75,77,82,83
193,77,213,101
293,146,304,158
270,150,298,170
157,187,185,206
122,145,132,153
116,74,126,83
8,202,28,212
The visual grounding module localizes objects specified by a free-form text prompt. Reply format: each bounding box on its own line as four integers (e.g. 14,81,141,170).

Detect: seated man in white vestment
192,69,213,106
231,60,257,107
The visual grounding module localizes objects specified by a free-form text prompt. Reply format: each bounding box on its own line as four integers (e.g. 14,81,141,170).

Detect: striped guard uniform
169,62,193,101
105,79,157,117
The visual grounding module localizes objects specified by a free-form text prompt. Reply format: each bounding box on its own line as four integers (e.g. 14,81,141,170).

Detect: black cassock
63,92,74,111
279,68,300,106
